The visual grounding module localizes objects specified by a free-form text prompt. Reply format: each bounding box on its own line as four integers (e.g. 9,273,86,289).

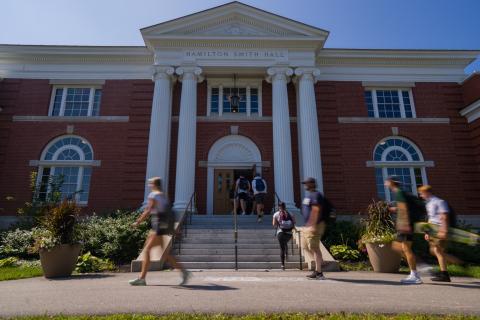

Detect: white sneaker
400,275,422,284
241,212,246,215
179,270,192,286
129,278,146,286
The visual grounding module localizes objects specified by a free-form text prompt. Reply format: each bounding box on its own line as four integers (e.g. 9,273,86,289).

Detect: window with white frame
208,84,261,116
37,136,94,204
49,87,102,116
373,137,427,201
364,89,415,118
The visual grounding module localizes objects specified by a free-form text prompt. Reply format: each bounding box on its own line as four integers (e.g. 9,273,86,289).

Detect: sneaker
400,275,423,284
129,278,146,286
179,270,191,286
306,271,326,280
241,212,246,216
257,217,263,223
431,271,451,282
281,265,286,271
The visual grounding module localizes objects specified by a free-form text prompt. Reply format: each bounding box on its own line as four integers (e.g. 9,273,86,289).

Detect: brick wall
462,73,480,106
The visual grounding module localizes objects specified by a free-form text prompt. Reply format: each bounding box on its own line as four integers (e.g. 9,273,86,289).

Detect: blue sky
2,0,479,73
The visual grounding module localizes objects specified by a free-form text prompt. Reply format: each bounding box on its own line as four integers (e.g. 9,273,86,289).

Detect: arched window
372,137,428,201
37,136,95,204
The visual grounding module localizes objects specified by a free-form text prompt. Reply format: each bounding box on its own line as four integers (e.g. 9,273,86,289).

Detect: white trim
48,86,103,117
206,135,262,214
171,115,295,122
362,81,415,88
338,117,450,124
30,160,101,167
52,145,85,161
380,146,413,162
459,99,480,123
13,116,129,122
206,85,212,116
199,161,269,167
49,79,106,85
40,135,94,161
373,136,425,161
366,161,434,168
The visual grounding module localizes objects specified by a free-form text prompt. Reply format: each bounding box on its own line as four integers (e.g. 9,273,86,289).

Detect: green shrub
76,252,116,273
324,220,362,249
0,256,19,267
0,228,37,259
77,211,149,264
329,244,361,262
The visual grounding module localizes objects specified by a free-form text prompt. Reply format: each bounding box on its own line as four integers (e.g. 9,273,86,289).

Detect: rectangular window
209,85,261,116
364,89,415,119
49,87,102,117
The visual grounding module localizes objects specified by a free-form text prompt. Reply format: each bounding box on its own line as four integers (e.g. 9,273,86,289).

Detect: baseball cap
301,177,316,184
386,176,402,184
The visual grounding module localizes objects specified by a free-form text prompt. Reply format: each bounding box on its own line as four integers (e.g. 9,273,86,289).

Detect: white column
266,67,296,209
144,66,175,200
173,66,203,211
295,67,324,192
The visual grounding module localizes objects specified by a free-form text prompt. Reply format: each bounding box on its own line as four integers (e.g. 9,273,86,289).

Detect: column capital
151,65,175,81
266,67,293,83
175,66,204,83
294,67,321,82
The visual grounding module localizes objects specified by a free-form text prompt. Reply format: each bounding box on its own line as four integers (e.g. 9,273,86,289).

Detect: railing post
234,210,238,271
298,230,303,270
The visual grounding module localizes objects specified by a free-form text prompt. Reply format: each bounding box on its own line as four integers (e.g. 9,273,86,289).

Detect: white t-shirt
252,177,267,195
147,191,168,215
426,196,449,225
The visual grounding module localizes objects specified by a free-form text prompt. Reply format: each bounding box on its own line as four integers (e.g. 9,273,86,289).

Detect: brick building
1,2,480,222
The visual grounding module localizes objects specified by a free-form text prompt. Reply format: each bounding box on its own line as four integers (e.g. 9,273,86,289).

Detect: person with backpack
273,202,296,270
385,176,422,284
301,177,328,280
418,185,462,282
129,177,190,286
235,175,251,215
252,173,267,223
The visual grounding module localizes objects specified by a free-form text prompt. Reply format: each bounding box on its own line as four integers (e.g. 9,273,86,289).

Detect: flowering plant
359,200,396,248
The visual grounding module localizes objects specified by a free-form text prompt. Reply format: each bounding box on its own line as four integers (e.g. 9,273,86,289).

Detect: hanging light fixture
229,73,240,113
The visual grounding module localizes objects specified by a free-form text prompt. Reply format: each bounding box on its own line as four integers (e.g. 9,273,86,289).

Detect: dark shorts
396,233,414,242
237,192,248,201
254,193,266,204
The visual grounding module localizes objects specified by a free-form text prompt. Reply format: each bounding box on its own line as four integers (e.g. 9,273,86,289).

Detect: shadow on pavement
428,282,480,290
328,278,400,286
151,283,238,291
45,274,115,281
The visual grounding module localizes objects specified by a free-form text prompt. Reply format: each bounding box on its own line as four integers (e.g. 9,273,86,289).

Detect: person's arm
133,198,154,227
235,180,239,193
251,180,256,194
272,214,278,228
264,179,267,194
307,205,321,229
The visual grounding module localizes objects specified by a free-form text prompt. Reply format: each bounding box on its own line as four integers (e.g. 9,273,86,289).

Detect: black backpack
322,196,336,223
255,178,265,192
157,202,175,234
404,192,427,224
238,178,249,190
447,203,457,228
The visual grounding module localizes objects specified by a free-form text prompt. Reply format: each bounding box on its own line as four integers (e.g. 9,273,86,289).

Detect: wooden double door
213,169,254,214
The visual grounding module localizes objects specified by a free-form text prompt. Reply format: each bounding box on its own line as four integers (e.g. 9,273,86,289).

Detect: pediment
141,2,329,43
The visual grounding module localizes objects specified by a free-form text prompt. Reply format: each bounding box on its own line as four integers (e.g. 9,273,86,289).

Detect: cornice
460,99,480,123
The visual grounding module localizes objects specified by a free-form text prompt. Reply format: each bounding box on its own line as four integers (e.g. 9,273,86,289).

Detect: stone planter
39,244,81,278
366,242,401,273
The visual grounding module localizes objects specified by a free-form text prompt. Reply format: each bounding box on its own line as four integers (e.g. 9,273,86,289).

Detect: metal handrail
234,206,238,271
175,192,196,255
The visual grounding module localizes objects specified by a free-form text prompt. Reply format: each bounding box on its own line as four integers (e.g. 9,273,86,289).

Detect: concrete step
178,255,303,262
184,229,277,234
173,248,300,255
179,261,307,269
174,243,287,249
179,238,282,244
181,234,278,239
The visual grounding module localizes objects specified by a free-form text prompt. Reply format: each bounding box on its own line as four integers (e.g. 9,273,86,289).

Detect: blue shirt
301,191,325,224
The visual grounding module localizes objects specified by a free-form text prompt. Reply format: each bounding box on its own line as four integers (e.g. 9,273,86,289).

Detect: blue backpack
255,178,265,192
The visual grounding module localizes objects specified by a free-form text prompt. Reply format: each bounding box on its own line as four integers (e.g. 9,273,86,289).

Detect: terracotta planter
39,244,81,278
366,242,401,273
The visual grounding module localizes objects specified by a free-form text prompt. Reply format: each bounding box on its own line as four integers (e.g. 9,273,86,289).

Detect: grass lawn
6,314,480,320
433,265,480,279
0,265,43,281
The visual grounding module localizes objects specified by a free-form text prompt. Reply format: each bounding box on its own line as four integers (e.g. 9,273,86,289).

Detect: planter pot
39,244,81,278
366,242,401,273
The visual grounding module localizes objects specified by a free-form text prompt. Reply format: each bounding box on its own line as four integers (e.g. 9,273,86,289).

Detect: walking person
385,176,422,284
418,185,462,282
235,175,250,215
273,202,296,270
252,173,267,222
129,177,190,286
301,177,327,280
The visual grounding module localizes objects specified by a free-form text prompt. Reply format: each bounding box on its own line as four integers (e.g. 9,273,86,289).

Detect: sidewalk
1,270,479,316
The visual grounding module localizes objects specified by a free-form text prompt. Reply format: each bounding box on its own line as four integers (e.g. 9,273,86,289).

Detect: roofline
323,47,480,53
0,44,147,49
461,71,480,84
141,1,329,36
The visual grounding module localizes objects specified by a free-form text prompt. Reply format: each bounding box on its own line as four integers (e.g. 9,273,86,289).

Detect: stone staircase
174,215,307,269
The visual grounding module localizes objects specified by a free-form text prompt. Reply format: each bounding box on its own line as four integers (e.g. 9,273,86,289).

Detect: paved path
1,271,479,316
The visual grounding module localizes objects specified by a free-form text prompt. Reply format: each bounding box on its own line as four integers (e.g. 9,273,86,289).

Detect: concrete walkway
1,270,479,316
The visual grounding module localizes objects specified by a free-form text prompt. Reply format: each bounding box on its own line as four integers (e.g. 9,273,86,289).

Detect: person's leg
277,233,286,266
240,197,246,214
139,233,161,280
313,246,323,273
158,235,191,285
402,241,417,272
433,245,447,272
